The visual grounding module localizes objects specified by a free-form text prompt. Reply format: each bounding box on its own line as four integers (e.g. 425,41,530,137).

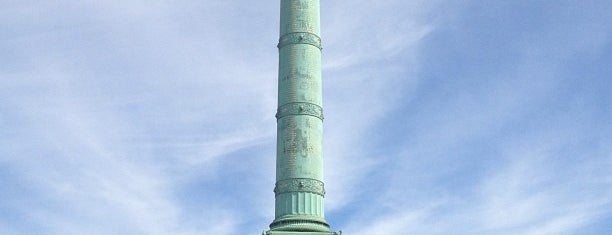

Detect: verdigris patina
264,1,341,234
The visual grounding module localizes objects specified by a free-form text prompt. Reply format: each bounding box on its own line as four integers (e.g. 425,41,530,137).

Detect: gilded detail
276,102,323,120
274,178,325,196
278,32,322,50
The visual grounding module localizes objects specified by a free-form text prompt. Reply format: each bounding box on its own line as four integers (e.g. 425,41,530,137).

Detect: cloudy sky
1,1,611,234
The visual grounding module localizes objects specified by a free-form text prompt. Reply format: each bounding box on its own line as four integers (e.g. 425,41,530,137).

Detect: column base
269,215,330,232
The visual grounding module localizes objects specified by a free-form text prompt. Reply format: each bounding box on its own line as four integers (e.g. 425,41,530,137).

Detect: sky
1,0,611,234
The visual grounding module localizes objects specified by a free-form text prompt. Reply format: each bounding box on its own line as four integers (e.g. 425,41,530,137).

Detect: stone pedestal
264,231,342,235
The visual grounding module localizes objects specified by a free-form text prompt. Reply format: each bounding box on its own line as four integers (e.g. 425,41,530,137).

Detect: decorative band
274,178,325,196
275,102,323,120
277,32,322,50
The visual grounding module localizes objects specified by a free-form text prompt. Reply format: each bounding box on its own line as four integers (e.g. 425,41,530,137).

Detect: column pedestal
264,231,342,235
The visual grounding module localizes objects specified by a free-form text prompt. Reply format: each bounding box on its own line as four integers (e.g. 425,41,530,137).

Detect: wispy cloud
1,1,277,234
321,0,436,212
321,1,612,234
1,1,610,234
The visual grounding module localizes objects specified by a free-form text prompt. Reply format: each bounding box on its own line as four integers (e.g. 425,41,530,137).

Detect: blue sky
1,1,611,234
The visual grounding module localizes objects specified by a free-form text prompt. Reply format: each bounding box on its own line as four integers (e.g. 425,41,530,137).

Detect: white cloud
321,0,435,211
1,1,611,234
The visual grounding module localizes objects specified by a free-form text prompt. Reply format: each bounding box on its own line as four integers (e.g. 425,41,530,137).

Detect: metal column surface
268,0,331,233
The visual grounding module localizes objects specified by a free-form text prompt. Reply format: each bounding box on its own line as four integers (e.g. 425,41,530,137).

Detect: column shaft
270,0,329,232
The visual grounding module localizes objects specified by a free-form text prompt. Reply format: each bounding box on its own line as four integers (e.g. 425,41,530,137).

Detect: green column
267,0,333,233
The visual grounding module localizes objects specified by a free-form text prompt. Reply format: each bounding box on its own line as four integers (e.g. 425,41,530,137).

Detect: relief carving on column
277,32,322,50
276,102,323,120
274,178,325,196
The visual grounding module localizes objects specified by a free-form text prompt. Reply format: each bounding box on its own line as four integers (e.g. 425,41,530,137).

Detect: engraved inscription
299,80,316,89
274,178,325,196
281,65,313,82
296,0,309,10
282,118,298,172
283,126,302,156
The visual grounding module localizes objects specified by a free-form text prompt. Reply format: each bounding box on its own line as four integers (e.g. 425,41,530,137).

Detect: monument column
265,1,340,234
